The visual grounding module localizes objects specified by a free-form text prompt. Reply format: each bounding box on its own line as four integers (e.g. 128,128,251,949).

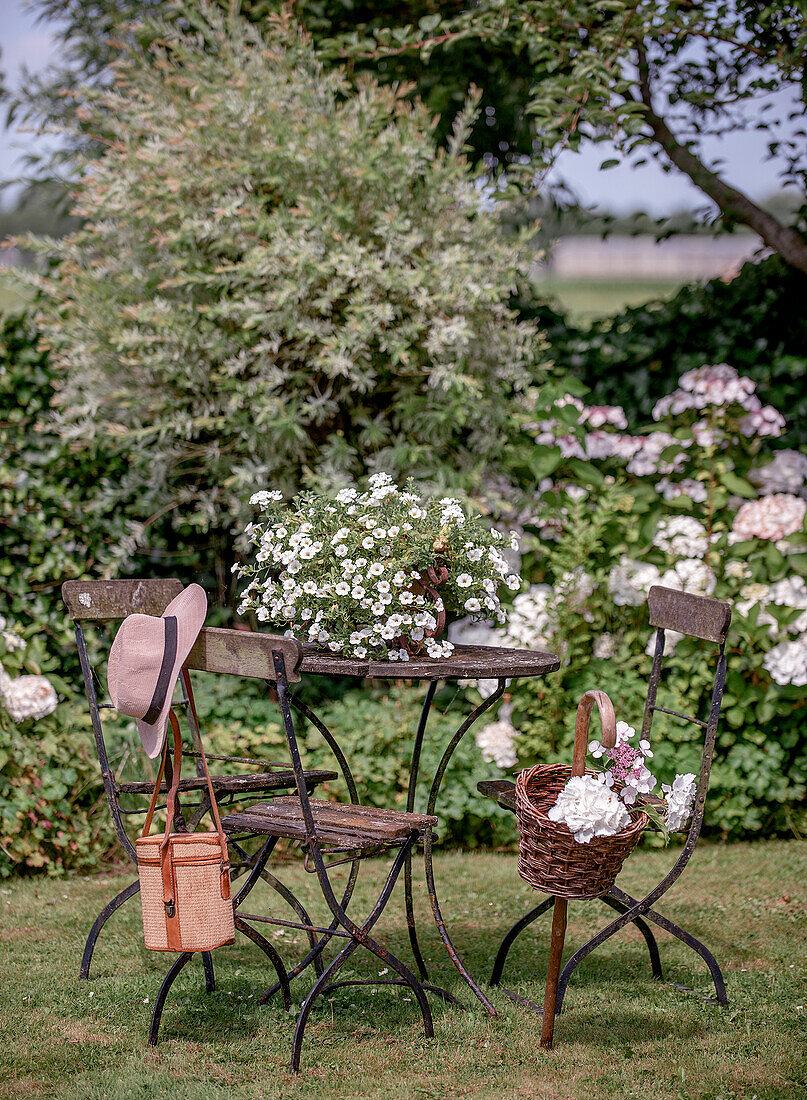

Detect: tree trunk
633,44,807,276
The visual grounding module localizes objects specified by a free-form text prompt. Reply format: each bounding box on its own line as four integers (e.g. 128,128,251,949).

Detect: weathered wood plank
648,586,731,644
300,643,560,681
477,779,517,811
223,797,437,850
117,767,337,795
185,627,304,682
62,578,184,621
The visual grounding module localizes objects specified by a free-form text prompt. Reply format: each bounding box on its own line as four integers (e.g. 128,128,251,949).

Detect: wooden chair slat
62,578,184,621
648,586,731,644
185,627,304,682
117,768,338,795
223,797,437,851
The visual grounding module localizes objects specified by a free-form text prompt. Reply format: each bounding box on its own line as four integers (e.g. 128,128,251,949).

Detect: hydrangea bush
0,614,115,877
237,474,520,660
460,363,807,838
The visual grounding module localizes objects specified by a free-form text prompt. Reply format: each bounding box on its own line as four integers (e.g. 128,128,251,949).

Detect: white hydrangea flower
662,773,697,832
627,432,690,477
547,774,633,844
655,477,709,504
652,364,758,419
749,450,807,498
504,585,554,649
0,673,58,723
739,405,786,438
475,718,518,769
653,516,708,559
609,557,661,607
660,559,717,597
732,495,807,542
593,633,616,660
645,629,685,656
763,636,807,686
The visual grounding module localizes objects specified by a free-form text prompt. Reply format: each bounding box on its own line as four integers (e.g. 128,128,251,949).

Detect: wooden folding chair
146,638,442,1072
62,578,337,982
477,585,732,1011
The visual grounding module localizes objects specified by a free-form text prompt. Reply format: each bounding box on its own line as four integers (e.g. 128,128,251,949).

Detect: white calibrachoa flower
238,475,520,659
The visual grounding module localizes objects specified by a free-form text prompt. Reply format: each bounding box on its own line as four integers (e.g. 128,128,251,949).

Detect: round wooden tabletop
300,643,560,681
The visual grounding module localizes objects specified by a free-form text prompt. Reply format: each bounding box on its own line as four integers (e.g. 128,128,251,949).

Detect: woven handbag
136,710,235,952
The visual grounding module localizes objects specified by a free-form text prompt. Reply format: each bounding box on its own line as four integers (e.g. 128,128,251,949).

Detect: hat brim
135,584,207,758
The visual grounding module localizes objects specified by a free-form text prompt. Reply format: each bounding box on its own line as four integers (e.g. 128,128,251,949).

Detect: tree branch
633,43,807,275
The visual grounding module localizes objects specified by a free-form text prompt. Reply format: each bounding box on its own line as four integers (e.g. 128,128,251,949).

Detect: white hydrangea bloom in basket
236,474,521,661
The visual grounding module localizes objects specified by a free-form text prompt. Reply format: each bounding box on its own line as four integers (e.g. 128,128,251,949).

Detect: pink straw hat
107,583,207,758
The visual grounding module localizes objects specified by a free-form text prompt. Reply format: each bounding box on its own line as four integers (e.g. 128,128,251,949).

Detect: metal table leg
423,680,506,1016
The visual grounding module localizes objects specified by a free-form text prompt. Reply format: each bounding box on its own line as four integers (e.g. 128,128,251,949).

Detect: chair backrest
62,578,304,862
641,585,731,850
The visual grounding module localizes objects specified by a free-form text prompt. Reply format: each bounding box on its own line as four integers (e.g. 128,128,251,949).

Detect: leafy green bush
470,364,807,839
23,3,546,596
0,618,117,876
520,255,807,447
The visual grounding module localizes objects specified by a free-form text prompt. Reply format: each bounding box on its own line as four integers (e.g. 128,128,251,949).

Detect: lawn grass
1,841,805,1100
537,277,683,323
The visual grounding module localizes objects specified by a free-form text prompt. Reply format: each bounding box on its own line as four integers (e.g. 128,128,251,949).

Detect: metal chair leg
489,898,554,987
234,916,291,1010
147,951,194,1046
291,940,359,1073
555,886,727,1013
79,878,141,980
602,891,663,981
201,951,215,993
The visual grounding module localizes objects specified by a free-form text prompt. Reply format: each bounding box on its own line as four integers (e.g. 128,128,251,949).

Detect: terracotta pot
392,562,449,656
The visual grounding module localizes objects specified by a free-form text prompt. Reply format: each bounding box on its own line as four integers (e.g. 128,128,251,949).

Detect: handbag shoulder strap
180,669,229,863
140,710,184,841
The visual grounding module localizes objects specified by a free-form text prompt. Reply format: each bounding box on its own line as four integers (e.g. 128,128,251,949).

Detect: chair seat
477,779,517,811
117,768,337,795
222,797,438,851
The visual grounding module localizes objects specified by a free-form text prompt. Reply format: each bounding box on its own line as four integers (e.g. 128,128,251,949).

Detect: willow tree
24,4,546,592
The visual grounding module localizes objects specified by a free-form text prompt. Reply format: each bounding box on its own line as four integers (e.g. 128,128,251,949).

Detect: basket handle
572,690,616,777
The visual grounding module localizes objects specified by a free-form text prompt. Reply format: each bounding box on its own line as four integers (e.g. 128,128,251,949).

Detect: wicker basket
515,762,648,900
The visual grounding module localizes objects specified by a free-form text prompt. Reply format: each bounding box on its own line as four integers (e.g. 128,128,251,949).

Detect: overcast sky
0,0,799,215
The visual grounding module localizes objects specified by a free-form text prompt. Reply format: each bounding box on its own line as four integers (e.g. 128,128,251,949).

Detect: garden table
292,642,561,1016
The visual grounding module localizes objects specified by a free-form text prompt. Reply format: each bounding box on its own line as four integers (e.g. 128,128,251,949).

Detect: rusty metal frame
69,616,334,986
488,625,730,1013
147,651,442,1073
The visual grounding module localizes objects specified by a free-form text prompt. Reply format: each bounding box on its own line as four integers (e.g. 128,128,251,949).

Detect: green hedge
518,254,807,447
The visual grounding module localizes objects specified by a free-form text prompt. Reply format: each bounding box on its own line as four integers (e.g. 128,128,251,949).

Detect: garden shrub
22,2,547,597
0,616,117,876
520,254,807,448
457,365,807,839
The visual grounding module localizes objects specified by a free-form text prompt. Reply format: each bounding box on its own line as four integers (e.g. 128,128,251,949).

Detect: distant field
0,270,683,325
538,277,684,323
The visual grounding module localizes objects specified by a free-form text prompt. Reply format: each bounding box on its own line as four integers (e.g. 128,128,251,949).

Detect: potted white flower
236,473,521,661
